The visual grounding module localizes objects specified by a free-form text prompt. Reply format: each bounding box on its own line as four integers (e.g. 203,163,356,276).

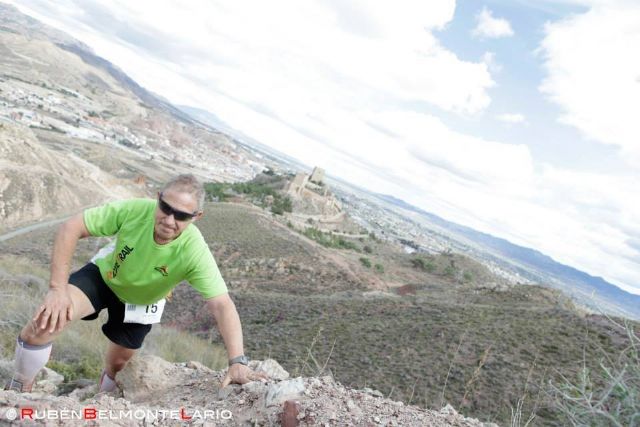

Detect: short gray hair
161,174,205,210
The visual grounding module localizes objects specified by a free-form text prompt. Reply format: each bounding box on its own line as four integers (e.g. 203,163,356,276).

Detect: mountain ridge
376,193,640,318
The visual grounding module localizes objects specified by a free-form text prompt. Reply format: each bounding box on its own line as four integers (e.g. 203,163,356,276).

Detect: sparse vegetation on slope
302,227,362,251
549,319,639,426
204,173,293,215
2,195,636,427
223,290,632,426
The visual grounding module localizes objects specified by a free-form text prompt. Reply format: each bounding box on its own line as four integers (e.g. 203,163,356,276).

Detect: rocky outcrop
0,356,496,426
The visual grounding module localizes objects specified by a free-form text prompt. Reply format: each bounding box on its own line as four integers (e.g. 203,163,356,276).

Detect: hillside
1,203,635,425
0,2,266,232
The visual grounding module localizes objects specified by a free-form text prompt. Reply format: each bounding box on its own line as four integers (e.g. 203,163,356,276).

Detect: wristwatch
228,355,249,366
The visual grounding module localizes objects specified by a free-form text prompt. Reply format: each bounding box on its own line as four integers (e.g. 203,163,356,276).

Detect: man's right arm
49,213,91,290
34,213,92,333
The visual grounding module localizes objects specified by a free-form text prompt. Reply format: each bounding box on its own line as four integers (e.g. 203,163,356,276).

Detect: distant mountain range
377,194,640,319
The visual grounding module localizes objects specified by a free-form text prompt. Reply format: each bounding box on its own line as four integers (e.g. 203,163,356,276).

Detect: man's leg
99,341,136,392
7,285,95,392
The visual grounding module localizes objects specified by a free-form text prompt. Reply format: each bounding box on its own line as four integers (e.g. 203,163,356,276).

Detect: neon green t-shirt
83,198,227,305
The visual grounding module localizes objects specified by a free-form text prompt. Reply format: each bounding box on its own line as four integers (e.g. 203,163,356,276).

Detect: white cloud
7,0,640,295
472,7,514,39
11,0,493,116
346,112,640,295
539,1,640,165
481,51,502,73
496,113,526,124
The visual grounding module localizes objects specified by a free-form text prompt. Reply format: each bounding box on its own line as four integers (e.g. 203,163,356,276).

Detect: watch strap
228,355,249,366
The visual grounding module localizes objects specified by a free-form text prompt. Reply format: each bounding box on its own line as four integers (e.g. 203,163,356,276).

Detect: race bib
123,299,166,324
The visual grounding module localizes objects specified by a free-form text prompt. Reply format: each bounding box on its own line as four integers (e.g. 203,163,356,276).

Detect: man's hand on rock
220,364,268,388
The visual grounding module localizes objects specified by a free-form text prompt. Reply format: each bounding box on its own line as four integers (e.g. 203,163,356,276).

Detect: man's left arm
205,293,268,387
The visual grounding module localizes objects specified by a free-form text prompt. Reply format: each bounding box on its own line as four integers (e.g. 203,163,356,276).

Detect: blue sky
5,0,640,295
436,0,623,171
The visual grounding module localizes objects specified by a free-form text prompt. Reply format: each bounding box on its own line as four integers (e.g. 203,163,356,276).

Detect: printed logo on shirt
154,265,169,277
108,245,134,280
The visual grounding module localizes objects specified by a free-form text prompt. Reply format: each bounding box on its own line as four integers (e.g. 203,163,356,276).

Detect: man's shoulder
178,225,211,258
119,198,156,209
105,198,156,216
90,198,155,211
106,198,156,225
182,223,207,244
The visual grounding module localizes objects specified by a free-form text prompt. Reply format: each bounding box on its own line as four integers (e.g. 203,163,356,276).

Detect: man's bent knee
19,320,59,346
20,285,95,346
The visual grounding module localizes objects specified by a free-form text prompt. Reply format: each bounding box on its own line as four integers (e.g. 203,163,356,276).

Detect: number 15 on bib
123,299,166,324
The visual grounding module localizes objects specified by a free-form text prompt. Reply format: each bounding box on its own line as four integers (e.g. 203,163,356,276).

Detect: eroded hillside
0,3,266,231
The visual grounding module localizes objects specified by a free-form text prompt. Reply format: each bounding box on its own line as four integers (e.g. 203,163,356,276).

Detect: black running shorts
69,263,152,349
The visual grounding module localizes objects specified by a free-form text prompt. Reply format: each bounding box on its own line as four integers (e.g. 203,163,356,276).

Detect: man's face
153,189,202,243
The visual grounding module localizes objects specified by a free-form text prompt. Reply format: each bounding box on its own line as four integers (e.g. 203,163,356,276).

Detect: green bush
411,257,436,273
302,228,360,251
271,196,292,215
47,358,102,382
443,265,457,277
374,263,384,273
232,182,276,198
359,257,372,268
204,182,229,202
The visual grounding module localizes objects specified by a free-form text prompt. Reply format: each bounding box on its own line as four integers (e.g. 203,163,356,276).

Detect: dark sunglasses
158,193,198,221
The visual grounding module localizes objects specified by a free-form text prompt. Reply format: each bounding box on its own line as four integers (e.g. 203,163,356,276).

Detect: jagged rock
186,361,212,372
68,384,97,401
251,358,289,381
56,378,94,396
241,381,267,397
346,398,363,418
217,384,236,400
361,387,384,397
117,355,175,402
264,377,305,407
31,367,64,394
441,403,459,416
0,361,64,394
37,368,64,386
0,358,495,426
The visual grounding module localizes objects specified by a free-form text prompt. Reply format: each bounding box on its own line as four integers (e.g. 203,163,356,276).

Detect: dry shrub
141,325,227,370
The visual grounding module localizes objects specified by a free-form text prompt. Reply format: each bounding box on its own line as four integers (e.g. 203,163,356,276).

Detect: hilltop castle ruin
285,167,356,232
